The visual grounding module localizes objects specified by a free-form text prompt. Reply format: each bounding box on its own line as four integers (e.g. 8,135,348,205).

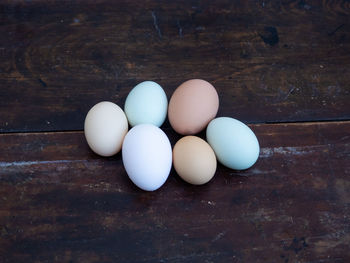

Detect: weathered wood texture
1,0,350,262
0,121,349,262
1,0,350,132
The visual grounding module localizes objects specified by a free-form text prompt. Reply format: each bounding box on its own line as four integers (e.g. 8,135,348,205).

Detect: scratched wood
0,121,349,262
0,0,350,132
1,0,350,262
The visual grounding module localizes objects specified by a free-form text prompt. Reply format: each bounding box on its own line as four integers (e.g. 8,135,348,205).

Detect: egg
168,79,219,135
84,101,128,157
206,117,260,170
173,136,217,185
122,124,172,191
124,81,168,127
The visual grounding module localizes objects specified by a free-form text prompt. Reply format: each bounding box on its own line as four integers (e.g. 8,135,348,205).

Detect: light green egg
206,117,260,170
124,81,168,127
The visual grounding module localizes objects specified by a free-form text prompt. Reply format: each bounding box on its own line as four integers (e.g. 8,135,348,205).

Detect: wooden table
1,1,349,262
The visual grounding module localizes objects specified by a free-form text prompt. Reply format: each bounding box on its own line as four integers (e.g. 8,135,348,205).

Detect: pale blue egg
124,81,168,127
206,117,260,170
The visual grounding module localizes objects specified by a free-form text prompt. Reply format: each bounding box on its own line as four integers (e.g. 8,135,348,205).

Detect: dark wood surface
1,0,350,132
0,1,349,262
1,122,349,262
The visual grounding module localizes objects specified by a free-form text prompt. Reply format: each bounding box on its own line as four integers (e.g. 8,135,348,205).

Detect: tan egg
84,101,128,157
173,136,217,185
168,79,219,135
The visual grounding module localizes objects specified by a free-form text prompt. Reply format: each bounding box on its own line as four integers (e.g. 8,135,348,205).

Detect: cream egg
84,101,128,157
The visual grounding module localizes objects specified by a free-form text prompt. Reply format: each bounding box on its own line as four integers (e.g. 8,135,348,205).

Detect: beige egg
168,79,219,135
84,101,128,157
173,136,217,185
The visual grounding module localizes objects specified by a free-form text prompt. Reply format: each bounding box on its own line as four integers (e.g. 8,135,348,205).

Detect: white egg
84,101,128,157
122,124,172,191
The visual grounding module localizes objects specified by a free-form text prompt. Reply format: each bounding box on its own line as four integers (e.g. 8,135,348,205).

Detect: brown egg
168,79,219,135
173,136,217,185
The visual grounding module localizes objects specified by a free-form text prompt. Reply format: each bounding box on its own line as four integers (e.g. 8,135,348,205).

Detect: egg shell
206,117,260,170
84,101,128,157
124,81,168,127
173,136,217,185
168,79,219,135
122,124,172,191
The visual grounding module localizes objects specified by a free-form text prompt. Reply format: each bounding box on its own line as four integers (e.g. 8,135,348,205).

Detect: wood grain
1,0,350,132
1,1,349,262
0,121,349,262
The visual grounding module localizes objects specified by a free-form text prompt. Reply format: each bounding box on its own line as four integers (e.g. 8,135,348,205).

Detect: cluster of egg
84,79,259,191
